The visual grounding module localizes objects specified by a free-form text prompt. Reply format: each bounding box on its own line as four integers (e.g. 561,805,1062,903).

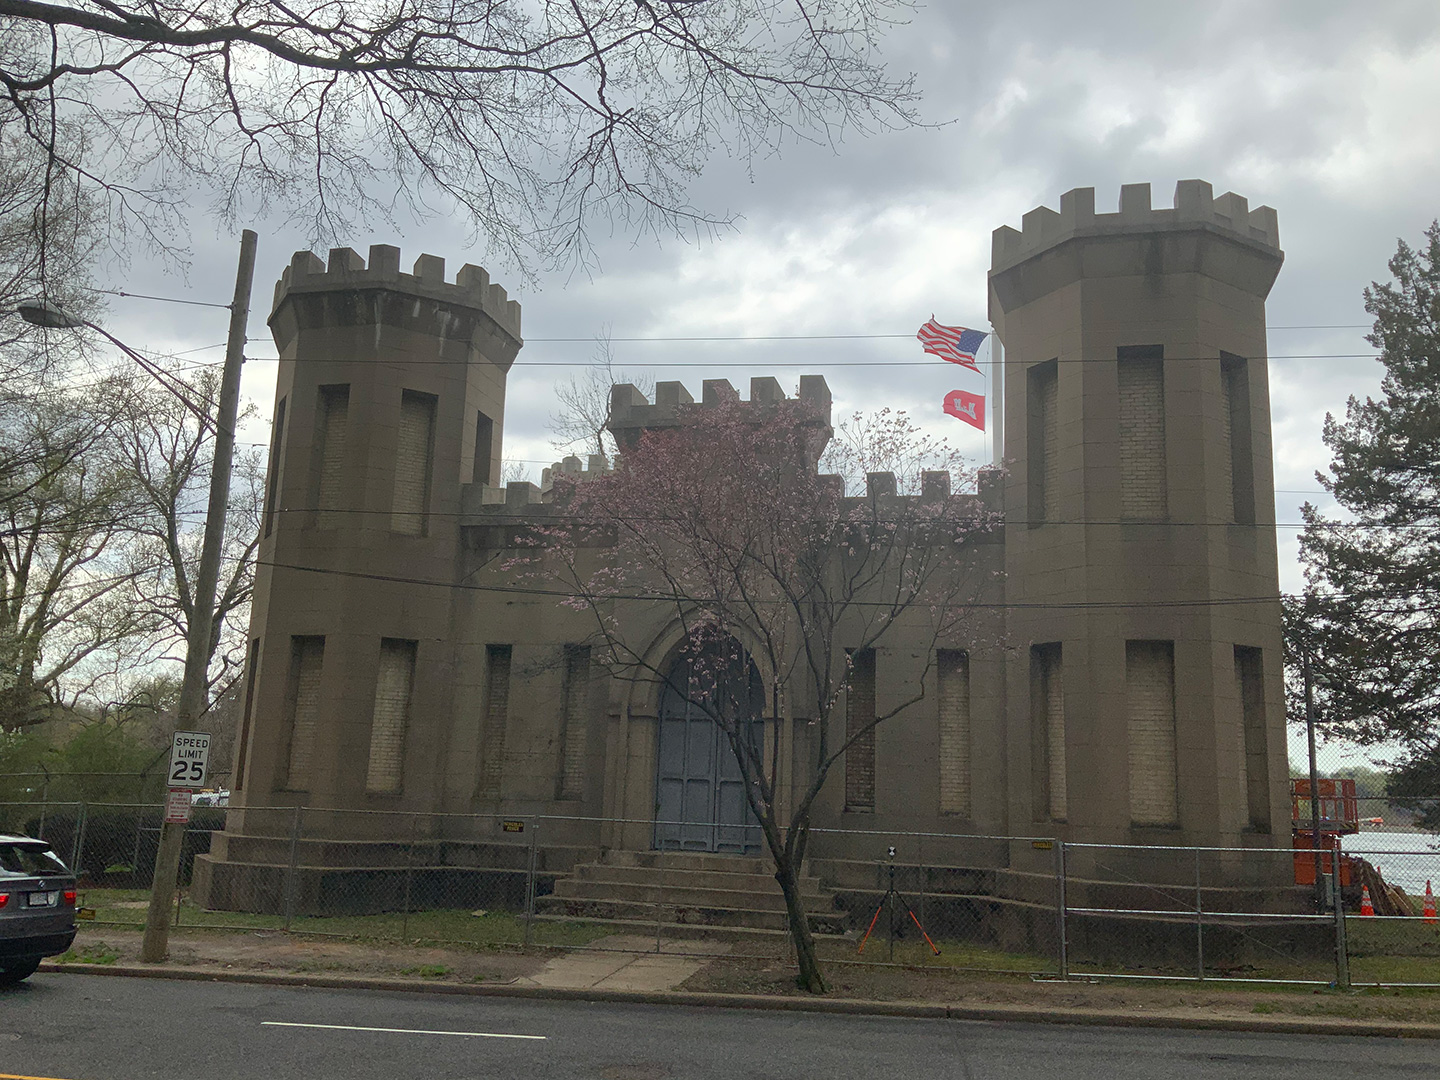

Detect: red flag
943,389,985,431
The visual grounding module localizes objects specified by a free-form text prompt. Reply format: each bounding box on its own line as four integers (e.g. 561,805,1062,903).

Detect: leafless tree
550,329,654,459
111,368,265,712
0,0,922,273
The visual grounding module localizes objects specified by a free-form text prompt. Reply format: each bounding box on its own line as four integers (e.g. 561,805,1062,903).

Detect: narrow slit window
473,411,495,486
1127,640,1179,827
393,390,437,535
284,636,325,790
365,639,417,795
937,650,971,816
312,385,349,529
234,638,261,790
845,649,876,812
1236,645,1270,831
264,397,286,538
1117,345,1167,520
1027,360,1059,525
477,644,513,799
558,645,591,800
1222,353,1255,524
1031,643,1065,822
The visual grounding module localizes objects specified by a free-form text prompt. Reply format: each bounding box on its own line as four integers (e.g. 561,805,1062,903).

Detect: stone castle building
195,180,1290,912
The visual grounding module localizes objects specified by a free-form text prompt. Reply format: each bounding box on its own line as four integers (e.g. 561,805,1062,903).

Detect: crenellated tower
990,180,1288,852
232,246,522,822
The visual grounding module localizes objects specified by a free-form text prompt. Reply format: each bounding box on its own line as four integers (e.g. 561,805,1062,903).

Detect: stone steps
530,913,847,943
570,861,826,896
535,895,847,934
535,849,847,934
551,877,826,912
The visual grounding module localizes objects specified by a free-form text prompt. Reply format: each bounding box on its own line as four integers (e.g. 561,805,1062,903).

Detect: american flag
917,317,987,373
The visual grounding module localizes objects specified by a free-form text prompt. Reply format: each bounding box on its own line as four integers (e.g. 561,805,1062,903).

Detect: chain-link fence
3,799,1437,986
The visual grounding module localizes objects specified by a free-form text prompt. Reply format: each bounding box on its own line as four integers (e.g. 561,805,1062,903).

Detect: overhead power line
83,287,232,310
252,505,1421,531
257,557,1289,611
240,352,1380,367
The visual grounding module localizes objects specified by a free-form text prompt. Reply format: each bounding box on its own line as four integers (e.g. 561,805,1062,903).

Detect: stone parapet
608,375,833,438
991,180,1280,274
271,244,522,344
541,454,611,491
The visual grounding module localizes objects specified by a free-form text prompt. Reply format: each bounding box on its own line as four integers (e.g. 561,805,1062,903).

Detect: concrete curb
40,962,1440,1039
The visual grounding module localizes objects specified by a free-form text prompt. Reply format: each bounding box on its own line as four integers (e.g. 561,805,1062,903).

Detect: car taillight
63,890,77,906
0,893,8,909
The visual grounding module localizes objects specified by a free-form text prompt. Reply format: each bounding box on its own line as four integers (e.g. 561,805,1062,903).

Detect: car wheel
0,958,43,984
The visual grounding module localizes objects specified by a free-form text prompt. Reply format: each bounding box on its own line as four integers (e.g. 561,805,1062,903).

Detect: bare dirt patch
69,926,545,984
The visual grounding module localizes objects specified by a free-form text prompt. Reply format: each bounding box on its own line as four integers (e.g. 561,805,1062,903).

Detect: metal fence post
283,805,303,932
1195,848,1204,981
655,847,666,954
1054,840,1068,979
131,811,145,888
71,802,88,875
918,833,928,942
1333,835,1350,990
401,813,417,944
523,817,538,948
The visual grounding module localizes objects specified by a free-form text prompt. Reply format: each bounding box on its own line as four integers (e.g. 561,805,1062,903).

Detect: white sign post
168,730,211,790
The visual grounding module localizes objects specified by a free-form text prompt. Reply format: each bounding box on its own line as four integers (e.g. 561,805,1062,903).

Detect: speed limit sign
168,730,211,789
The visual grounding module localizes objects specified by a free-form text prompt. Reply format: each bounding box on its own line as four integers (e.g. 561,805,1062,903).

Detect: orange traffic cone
1425,881,1436,925
1360,885,1375,916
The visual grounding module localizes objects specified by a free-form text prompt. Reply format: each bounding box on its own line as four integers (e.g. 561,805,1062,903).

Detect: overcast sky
94,0,1440,611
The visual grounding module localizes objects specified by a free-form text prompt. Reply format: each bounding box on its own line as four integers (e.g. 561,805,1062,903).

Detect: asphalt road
1,973,1434,1080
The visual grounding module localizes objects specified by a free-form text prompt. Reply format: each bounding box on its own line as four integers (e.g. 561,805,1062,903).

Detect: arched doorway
653,640,763,854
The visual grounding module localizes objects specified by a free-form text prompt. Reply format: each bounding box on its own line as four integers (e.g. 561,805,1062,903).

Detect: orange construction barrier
1425,881,1436,925
1360,885,1375,916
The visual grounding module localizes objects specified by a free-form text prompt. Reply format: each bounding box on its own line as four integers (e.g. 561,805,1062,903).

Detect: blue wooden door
653,644,763,854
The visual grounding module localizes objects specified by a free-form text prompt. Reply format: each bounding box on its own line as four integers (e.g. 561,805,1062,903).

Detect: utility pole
141,230,258,963
1303,648,1325,912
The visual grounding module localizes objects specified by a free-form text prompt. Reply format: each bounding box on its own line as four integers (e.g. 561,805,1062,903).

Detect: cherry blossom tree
528,392,1000,992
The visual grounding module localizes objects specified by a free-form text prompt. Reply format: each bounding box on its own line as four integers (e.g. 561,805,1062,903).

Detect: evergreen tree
1293,221,1440,829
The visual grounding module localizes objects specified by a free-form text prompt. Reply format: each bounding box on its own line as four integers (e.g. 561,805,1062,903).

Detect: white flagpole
990,330,1004,466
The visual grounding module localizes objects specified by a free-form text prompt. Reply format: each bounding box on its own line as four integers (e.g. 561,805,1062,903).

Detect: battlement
608,375,832,436
272,244,522,343
991,180,1280,274
541,454,611,491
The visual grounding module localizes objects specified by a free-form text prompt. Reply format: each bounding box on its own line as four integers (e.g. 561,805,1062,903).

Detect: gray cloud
92,2,1438,604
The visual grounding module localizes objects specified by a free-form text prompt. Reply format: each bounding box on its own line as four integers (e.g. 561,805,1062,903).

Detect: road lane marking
261,1021,546,1040
0,1073,89,1080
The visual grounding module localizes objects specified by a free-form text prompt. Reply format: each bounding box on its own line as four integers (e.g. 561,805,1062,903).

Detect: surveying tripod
857,846,941,961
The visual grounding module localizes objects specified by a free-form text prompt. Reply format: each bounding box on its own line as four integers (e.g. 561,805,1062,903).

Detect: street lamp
15,298,79,329
10,233,258,962
15,299,216,433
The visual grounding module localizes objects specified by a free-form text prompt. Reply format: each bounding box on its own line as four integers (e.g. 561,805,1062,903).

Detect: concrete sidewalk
518,935,722,991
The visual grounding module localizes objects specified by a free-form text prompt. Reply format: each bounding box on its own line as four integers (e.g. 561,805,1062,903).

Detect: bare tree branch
1,0,922,274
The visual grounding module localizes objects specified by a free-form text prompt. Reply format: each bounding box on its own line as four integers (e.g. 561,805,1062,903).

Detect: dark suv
0,834,78,983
